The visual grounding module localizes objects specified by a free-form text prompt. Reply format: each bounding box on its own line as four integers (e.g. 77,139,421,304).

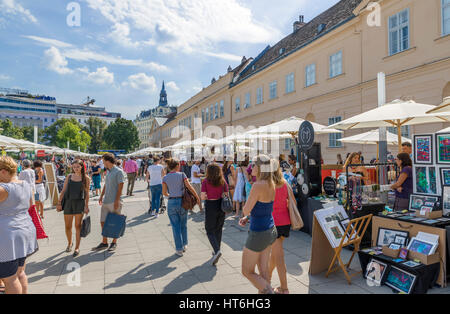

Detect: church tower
159,81,168,107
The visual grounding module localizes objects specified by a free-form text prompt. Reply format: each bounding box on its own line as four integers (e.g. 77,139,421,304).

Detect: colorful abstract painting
415,167,428,194
385,266,416,294
436,134,450,164
441,168,450,187
414,135,432,164
429,167,437,194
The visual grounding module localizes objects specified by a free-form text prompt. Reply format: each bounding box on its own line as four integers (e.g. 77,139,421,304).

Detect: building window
389,9,410,56
284,138,294,151
388,126,410,139
205,108,209,122
305,63,316,87
443,0,450,36
244,93,251,109
329,51,343,78
220,100,224,118
235,97,241,112
286,73,295,94
210,105,214,121
256,87,263,105
214,103,219,119
202,109,205,123
328,117,342,147
269,81,277,99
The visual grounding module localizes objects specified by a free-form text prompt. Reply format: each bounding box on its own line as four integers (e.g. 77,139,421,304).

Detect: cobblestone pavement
25,181,449,294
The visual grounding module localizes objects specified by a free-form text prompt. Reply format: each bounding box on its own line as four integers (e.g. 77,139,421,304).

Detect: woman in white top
18,160,35,193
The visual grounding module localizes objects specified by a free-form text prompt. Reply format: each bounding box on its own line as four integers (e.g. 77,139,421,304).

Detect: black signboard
298,121,315,152
323,176,337,196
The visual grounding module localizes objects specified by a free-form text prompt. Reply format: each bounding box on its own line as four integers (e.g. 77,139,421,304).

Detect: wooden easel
309,213,372,284
325,214,372,284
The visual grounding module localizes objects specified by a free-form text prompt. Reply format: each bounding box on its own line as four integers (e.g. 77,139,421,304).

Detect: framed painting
436,133,450,165
409,194,439,211
443,186,450,216
414,135,433,165
440,167,450,187
413,166,439,195
385,266,417,294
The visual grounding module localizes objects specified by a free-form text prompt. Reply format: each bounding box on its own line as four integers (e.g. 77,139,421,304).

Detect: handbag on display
287,184,304,231
28,205,48,240
80,215,91,238
221,185,233,214
102,212,127,239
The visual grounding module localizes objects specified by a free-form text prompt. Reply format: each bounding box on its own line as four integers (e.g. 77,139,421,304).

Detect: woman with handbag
57,160,90,257
268,162,294,294
201,164,230,266
0,156,38,294
163,158,200,257
239,155,277,294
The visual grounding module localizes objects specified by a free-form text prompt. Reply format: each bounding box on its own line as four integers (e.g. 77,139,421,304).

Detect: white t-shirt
137,159,142,168
191,164,202,184
98,159,104,169
148,164,164,186
18,168,36,188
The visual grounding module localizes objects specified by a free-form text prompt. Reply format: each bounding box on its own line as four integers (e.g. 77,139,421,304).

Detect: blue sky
0,0,339,119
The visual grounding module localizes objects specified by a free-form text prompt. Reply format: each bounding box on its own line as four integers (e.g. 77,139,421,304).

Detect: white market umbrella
437,127,450,133
339,129,411,146
0,135,25,149
222,132,291,144
426,97,450,114
328,99,450,152
191,137,220,147
248,116,342,136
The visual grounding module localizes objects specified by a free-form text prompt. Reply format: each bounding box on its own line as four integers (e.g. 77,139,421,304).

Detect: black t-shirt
91,166,101,177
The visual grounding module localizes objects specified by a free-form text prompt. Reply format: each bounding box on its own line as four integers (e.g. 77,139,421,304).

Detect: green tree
83,117,107,154
43,118,83,146
56,122,91,152
0,119,24,139
103,118,140,153
21,126,44,143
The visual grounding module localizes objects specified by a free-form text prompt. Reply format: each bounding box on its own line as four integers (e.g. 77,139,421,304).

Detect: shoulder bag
221,185,233,214
182,174,197,210
80,214,91,238
287,184,304,231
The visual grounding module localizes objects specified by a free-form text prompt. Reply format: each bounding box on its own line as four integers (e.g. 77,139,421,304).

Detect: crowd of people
0,143,415,294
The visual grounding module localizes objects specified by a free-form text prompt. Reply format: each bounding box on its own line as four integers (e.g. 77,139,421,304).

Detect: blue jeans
150,184,162,213
167,198,188,251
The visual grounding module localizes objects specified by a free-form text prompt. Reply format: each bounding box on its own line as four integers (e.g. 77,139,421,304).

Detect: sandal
274,287,289,294
73,249,80,258
65,244,73,253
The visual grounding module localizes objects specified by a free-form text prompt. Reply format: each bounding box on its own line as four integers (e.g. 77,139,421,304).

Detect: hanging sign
298,121,315,152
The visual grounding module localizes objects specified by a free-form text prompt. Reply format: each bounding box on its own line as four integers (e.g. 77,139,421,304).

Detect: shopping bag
102,212,127,239
80,215,91,238
287,184,304,231
28,205,48,240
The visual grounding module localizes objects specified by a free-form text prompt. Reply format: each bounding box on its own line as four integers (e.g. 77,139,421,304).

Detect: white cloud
86,67,114,85
166,81,180,92
0,0,37,24
25,35,169,72
123,73,157,93
0,74,11,80
85,0,280,60
43,47,73,75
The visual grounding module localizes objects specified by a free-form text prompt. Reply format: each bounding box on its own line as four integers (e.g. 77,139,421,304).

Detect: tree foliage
0,119,24,139
43,118,83,146
103,118,140,153
83,117,107,154
55,121,91,152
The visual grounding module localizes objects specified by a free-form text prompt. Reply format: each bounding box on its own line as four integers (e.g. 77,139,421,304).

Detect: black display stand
358,251,440,294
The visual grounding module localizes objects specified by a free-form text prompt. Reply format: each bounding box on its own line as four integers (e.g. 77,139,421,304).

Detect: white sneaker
183,246,187,252
175,251,184,257
211,251,222,266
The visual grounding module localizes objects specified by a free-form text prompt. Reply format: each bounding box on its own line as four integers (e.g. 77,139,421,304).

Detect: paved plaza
25,180,449,294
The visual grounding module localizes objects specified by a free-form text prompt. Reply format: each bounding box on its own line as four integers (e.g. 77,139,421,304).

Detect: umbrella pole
397,121,402,153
